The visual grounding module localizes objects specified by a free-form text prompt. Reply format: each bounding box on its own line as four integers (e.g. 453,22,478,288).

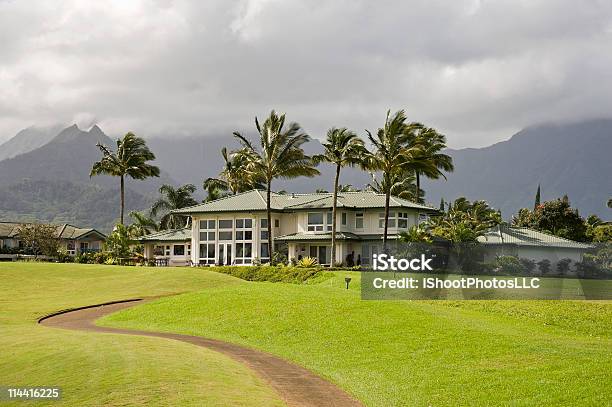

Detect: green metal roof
477,225,592,249
0,222,106,239
139,228,191,242
174,190,437,215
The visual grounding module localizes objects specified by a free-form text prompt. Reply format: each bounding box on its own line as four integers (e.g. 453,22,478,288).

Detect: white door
218,243,232,266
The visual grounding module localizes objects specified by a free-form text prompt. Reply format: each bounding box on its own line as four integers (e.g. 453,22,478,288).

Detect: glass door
218,243,232,266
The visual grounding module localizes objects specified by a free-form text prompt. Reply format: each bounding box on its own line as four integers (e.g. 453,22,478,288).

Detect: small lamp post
345,277,352,289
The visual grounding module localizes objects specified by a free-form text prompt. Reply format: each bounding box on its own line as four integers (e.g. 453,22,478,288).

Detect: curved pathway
39,299,362,407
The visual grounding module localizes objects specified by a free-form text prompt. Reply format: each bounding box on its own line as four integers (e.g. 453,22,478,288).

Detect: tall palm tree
234,110,320,257
128,211,158,238
313,128,367,265
90,133,160,225
364,110,423,250
203,147,262,196
367,170,422,202
407,127,453,203
151,184,198,230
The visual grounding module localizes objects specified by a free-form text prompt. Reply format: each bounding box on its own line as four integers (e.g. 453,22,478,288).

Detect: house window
218,219,233,241
199,220,217,264
165,245,171,256
173,245,185,256
187,244,191,256
235,218,253,264
154,245,164,256
398,212,409,229
235,242,253,264
307,212,324,231
275,219,280,228
199,220,216,242
341,212,347,225
260,217,270,262
418,213,429,224
307,212,333,232
355,213,364,229
379,212,396,228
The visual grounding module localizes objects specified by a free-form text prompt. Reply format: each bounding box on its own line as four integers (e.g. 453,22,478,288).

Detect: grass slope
0,263,284,407
103,271,612,407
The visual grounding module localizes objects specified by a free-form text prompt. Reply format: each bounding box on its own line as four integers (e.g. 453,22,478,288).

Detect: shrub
519,258,537,274
93,251,110,264
271,251,288,266
296,256,318,268
495,256,525,275
213,265,321,283
537,259,551,275
56,250,73,263
556,258,572,275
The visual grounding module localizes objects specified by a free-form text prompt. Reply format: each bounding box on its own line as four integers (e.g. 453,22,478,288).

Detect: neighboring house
477,225,592,266
163,190,437,266
140,228,192,266
0,222,106,255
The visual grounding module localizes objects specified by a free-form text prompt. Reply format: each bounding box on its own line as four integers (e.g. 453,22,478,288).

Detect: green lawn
102,270,612,406
0,263,284,407
2,263,611,406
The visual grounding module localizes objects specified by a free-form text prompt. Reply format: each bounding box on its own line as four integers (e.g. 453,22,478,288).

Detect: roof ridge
505,225,586,244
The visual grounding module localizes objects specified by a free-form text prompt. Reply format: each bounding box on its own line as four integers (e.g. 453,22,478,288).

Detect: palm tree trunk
266,181,273,261
120,175,125,225
331,164,340,266
383,190,390,252
415,171,420,203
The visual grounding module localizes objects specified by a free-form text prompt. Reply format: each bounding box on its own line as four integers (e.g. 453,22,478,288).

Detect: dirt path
39,299,363,407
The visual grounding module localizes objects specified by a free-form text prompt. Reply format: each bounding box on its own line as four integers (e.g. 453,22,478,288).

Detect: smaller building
139,228,192,266
0,222,106,255
477,225,592,266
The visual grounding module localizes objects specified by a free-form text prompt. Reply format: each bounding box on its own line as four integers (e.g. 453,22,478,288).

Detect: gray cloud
0,0,611,147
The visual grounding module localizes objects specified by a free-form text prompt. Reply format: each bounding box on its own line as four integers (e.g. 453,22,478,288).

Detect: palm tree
204,147,262,196
313,128,367,265
407,126,453,203
151,184,198,230
364,110,424,250
608,198,612,208
367,170,422,202
234,110,320,256
90,133,160,225
128,211,158,238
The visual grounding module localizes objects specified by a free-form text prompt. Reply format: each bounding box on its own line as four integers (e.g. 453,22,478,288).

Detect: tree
399,224,433,244
367,170,423,202
151,184,198,230
406,126,454,203
428,197,501,242
534,184,541,210
90,132,160,225
17,223,60,258
104,224,134,260
363,110,425,250
608,198,612,208
512,196,587,241
203,147,262,196
128,211,158,238
234,110,320,256
439,197,445,212
313,127,367,265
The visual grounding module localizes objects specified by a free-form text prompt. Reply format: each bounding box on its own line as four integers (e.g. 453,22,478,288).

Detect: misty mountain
422,119,612,219
0,124,64,161
0,124,175,231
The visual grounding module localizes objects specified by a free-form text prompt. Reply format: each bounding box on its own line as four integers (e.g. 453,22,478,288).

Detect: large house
140,190,438,266
0,222,107,255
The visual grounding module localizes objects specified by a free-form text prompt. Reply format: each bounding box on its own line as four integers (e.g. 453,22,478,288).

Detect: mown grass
0,262,284,407
103,270,612,407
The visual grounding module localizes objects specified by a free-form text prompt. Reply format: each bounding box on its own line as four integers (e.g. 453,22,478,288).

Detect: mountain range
0,119,610,232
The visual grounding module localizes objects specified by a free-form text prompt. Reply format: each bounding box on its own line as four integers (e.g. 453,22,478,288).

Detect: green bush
296,256,318,268
557,258,572,275
519,258,537,274
212,265,321,283
56,250,74,263
495,256,526,275
537,259,551,275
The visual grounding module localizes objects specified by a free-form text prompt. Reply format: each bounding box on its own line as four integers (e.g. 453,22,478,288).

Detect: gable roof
477,225,592,249
0,222,106,240
173,190,437,215
139,228,191,242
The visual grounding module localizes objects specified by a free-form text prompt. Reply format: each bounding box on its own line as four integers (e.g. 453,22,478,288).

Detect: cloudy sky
1,0,611,147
